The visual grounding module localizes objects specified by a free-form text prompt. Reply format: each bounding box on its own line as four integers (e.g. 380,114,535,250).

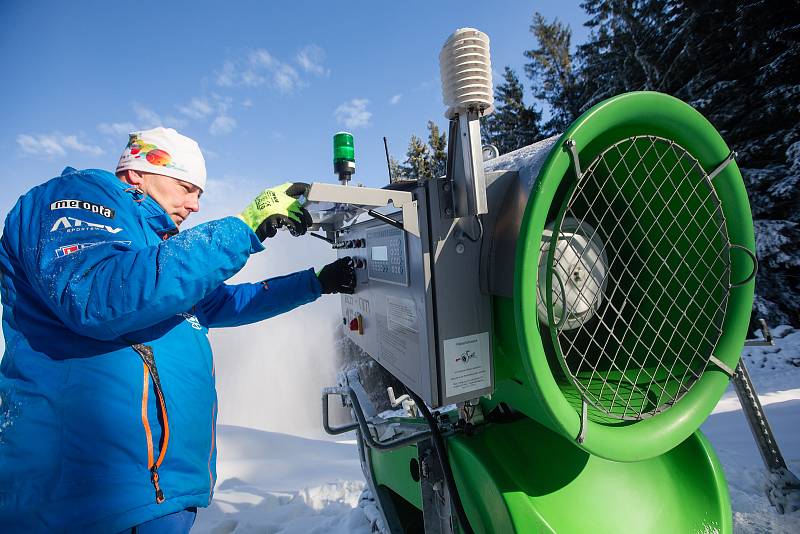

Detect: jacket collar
68,167,179,239
136,193,179,240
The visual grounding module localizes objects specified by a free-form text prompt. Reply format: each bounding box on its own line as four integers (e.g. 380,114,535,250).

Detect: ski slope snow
195,327,800,533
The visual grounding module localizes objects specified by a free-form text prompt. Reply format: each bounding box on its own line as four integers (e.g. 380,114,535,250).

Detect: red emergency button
349,314,364,335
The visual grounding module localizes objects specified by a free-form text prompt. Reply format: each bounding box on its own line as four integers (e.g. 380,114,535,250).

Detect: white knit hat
116,127,207,191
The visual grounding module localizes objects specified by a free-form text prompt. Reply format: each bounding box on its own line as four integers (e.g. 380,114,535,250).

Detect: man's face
127,172,202,226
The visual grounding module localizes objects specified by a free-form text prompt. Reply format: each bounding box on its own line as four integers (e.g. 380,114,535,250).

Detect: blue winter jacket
0,168,322,532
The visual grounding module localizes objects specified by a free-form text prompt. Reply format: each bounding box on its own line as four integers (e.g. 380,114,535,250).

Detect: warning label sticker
443,332,491,398
379,325,415,383
386,296,418,334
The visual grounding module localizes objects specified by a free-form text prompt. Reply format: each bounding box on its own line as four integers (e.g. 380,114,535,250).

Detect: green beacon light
333,131,355,184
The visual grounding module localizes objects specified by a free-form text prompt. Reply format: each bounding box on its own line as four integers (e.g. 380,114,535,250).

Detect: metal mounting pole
734,320,800,514
446,111,488,218
733,359,788,472
419,439,455,534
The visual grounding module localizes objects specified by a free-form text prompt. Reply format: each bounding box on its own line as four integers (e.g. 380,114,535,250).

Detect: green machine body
483,91,755,463
361,92,754,533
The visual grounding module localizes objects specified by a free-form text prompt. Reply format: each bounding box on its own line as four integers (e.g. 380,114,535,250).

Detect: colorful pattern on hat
126,134,187,172
116,127,206,191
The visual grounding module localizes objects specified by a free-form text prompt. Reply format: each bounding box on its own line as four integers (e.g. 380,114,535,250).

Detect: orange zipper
140,360,170,503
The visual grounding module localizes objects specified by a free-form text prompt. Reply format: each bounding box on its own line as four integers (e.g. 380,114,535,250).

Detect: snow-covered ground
195,326,800,534
702,325,800,533
192,427,372,534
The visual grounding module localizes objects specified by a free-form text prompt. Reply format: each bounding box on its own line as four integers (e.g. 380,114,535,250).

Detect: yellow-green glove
237,182,313,240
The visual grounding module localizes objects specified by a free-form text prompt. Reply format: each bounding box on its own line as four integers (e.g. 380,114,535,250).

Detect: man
0,127,355,533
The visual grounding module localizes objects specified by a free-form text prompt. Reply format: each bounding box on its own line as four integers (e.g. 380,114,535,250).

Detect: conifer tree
576,0,800,327
393,1,799,327
404,135,433,180
524,13,583,134
483,66,543,153
427,121,447,178
577,0,669,106
388,156,410,183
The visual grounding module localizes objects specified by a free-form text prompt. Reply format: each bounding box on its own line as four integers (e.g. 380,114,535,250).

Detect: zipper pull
150,467,165,504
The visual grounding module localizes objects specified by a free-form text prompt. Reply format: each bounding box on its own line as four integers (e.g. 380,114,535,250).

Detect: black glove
317,257,356,294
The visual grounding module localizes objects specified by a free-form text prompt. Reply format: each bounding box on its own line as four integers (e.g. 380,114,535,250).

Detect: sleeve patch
54,240,132,258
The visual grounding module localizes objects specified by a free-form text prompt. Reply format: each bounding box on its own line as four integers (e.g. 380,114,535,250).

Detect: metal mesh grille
540,136,731,421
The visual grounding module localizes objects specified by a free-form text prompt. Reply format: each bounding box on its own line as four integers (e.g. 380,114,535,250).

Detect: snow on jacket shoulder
0,168,322,533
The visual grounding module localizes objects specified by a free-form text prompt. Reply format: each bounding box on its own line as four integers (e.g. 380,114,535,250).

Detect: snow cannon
482,91,756,463
311,28,755,534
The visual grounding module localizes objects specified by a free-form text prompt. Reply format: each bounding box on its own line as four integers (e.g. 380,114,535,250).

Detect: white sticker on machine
443,332,491,398
386,296,418,334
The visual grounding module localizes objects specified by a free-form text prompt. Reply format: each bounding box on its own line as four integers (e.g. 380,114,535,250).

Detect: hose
405,389,475,534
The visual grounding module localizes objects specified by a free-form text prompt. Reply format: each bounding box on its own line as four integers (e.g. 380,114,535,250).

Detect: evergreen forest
392,0,799,330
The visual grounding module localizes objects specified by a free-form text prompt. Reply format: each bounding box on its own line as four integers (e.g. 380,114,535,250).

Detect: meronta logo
50,199,116,219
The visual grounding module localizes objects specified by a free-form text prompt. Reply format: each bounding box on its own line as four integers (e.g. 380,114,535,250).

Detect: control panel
366,226,409,286
338,213,429,397
333,179,495,408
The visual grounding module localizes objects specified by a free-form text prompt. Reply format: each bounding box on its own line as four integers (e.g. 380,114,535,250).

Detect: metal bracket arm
307,182,420,237
732,357,800,513
744,319,774,347
321,387,359,435
321,385,432,451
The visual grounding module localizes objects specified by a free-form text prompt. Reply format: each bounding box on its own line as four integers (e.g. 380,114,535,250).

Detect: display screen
371,245,388,261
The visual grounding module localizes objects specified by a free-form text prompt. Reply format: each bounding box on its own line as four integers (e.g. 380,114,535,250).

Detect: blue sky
0,1,589,225
0,1,591,429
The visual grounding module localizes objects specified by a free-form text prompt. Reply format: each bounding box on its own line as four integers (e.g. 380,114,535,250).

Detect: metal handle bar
730,243,758,288
321,387,432,451
552,270,568,329
322,388,359,435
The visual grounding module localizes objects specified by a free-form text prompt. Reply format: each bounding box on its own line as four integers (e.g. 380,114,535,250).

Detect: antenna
383,136,393,184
